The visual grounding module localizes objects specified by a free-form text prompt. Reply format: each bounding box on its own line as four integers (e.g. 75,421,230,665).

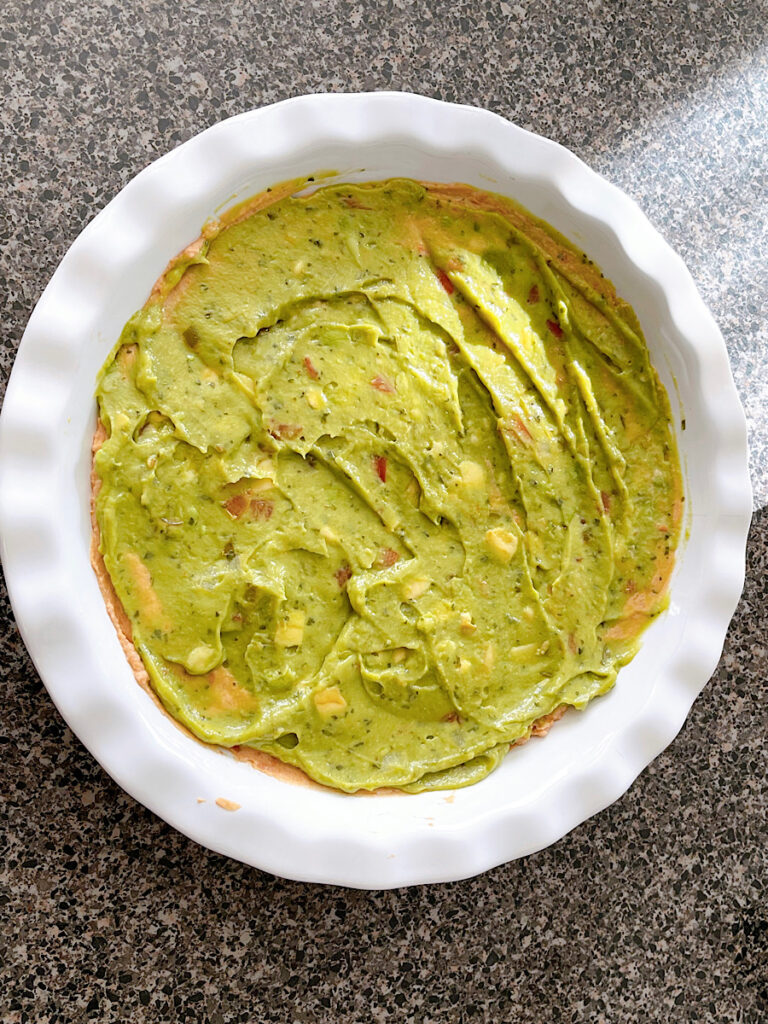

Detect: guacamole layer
93,178,682,793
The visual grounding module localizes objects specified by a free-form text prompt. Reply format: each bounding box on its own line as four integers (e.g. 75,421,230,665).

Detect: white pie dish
0,92,751,888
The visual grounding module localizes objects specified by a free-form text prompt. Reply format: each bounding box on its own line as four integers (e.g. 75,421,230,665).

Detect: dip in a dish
92,178,683,793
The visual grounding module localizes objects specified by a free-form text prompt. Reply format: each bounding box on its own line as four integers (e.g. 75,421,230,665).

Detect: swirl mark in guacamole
93,178,682,792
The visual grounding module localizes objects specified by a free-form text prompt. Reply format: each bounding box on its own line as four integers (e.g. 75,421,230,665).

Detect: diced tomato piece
515,415,533,441
373,455,388,482
224,494,249,518
502,414,533,445
377,547,400,568
251,499,274,520
527,284,540,304
270,423,303,440
343,196,372,210
335,564,353,588
226,492,274,520
370,374,395,393
436,269,454,294
600,491,611,512
546,319,564,339
303,356,319,380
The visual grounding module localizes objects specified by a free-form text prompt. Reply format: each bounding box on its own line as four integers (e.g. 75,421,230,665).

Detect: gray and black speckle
1,2,766,1022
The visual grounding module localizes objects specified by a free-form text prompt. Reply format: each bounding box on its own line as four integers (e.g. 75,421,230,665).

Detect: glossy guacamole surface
94,178,682,793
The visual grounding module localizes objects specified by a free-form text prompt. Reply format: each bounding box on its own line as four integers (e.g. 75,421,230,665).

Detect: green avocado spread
94,178,682,793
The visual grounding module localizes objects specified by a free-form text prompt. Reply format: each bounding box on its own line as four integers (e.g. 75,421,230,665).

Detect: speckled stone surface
1,2,766,1021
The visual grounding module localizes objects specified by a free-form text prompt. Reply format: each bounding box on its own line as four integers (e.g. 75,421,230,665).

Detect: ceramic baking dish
0,93,751,888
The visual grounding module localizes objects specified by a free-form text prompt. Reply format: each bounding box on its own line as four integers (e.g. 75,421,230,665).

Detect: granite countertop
1,1,766,1021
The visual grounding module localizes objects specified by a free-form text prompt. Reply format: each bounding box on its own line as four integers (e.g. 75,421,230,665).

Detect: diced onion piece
275,610,305,647
458,460,485,487
485,527,519,562
314,686,347,716
459,612,476,634
187,645,216,674
402,576,430,601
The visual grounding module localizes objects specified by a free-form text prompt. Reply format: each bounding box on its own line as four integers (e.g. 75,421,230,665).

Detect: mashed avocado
93,178,682,793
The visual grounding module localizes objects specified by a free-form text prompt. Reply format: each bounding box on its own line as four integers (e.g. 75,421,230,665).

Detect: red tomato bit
502,414,533,445
251,499,274,520
373,455,388,482
224,494,249,519
370,375,395,393
377,547,400,567
303,356,319,380
270,423,303,440
343,196,372,210
335,565,353,588
527,284,540,304
546,319,564,339
436,269,454,295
